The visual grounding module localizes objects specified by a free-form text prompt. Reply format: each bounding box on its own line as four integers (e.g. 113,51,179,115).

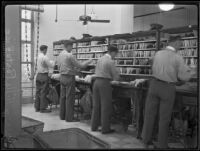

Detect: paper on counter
130,79,147,87
111,81,120,85
84,75,93,83
51,74,61,81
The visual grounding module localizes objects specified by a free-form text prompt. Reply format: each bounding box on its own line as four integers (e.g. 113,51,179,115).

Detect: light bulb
159,4,174,11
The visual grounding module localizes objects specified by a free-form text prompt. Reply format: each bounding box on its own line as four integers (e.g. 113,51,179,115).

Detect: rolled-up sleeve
176,56,191,82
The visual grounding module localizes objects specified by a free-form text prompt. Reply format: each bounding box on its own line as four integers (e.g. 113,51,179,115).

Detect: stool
74,89,82,120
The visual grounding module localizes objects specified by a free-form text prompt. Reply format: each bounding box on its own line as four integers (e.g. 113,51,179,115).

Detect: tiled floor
22,103,186,149
22,103,145,149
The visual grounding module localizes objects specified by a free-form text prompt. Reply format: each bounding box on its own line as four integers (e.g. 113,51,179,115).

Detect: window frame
20,8,34,83
21,21,32,42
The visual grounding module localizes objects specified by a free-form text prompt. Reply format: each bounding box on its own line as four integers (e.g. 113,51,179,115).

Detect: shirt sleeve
70,55,84,68
110,61,120,81
44,56,55,68
176,55,192,82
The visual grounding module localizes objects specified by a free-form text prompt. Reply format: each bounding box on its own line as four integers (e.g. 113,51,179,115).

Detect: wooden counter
75,79,197,139
75,80,197,104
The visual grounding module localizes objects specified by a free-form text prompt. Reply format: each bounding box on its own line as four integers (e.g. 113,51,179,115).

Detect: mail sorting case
33,128,110,149
22,116,44,134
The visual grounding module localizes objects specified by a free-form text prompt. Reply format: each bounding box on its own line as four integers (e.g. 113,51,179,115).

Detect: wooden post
31,11,34,104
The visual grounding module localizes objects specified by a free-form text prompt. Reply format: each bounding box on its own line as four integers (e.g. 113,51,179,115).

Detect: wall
5,5,21,137
33,4,134,61
133,5,198,32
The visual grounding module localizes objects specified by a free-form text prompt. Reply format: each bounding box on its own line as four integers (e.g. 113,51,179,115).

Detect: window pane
21,64,32,83
21,64,33,98
21,22,31,41
22,43,31,62
21,9,31,20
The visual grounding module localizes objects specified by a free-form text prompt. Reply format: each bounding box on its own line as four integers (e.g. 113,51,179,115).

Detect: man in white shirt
35,45,55,113
139,36,194,148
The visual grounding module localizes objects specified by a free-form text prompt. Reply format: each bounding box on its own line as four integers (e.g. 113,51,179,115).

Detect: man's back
95,54,119,80
37,53,53,73
152,49,178,82
58,50,75,75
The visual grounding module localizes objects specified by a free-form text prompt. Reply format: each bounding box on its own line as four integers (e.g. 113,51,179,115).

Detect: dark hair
40,45,48,51
69,37,76,41
168,35,181,43
108,44,118,53
64,40,73,48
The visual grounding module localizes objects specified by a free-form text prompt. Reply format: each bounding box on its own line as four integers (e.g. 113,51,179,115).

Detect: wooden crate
22,116,44,134
33,128,110,149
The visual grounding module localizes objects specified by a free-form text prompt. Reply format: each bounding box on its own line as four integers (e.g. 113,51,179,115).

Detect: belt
153,78,175,85
95,77,111,81
38,72,48,74
60,74,74,77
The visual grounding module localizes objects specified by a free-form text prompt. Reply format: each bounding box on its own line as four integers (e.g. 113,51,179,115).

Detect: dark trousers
91,78,113,133
135,89,158,139
142,79,176,148
59,74,75,122
35,73,49,110
134,89,146,138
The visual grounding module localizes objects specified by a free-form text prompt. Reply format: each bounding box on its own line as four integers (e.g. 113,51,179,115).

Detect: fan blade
90,19,110,23
62,20,80,21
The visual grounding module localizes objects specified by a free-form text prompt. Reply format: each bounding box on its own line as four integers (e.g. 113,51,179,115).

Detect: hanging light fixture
159,4,174,11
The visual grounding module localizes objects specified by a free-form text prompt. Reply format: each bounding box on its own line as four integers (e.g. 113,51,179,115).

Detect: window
20,8,34,101
21,22,31,41
21,9,31,20
21,64,32,82
21,43,31,62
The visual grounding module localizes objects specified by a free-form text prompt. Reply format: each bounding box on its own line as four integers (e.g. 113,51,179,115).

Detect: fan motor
79,15,91,21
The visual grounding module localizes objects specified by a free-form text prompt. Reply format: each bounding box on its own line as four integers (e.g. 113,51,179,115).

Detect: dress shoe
91,129,101,132
66,119,80,122
91,129,98,132
136,135,142,140
102,129,115,134
140,140,154,148
40,109,51,113
35,109,40,112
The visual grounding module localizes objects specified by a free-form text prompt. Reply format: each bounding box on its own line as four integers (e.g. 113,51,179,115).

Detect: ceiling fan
55,4,110,25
